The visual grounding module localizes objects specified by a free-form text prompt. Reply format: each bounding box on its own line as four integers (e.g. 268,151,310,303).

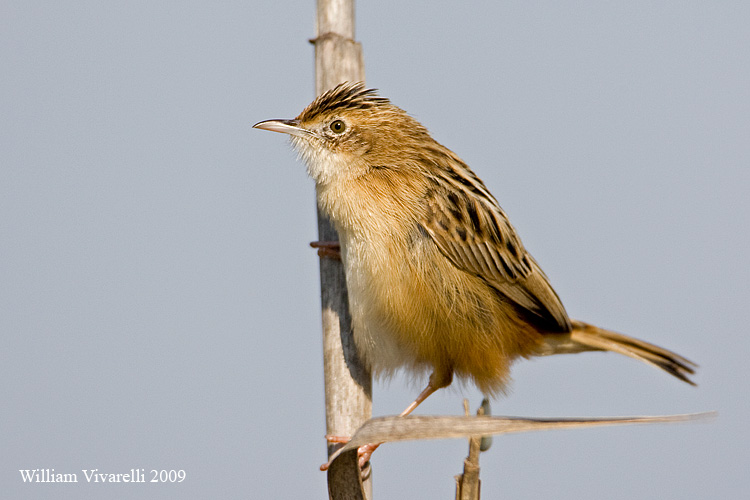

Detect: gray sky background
2,1,748,498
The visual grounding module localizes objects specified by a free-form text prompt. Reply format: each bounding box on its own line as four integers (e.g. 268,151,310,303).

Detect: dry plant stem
320,411,711,495
312,2,370,497
455,400,483,500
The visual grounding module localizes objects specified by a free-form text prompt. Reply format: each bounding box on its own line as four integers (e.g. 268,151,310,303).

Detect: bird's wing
420,184,571,332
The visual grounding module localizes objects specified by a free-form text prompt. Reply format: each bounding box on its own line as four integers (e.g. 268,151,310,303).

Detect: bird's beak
253,119,309,138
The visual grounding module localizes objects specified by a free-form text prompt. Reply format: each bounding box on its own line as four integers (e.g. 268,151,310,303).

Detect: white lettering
19,469,37,482
82,469,97,482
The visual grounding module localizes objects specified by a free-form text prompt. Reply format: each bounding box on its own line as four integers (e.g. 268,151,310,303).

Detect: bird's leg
321,371,452,471
397,382,441,417
310,241,341,260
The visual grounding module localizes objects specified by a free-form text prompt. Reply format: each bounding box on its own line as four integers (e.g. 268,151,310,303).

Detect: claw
310,241,341,260
320,442,376,472
356,443,379,469
325,434,351,444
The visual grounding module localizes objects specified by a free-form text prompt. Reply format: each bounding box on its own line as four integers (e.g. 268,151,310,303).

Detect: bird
254,82,696,467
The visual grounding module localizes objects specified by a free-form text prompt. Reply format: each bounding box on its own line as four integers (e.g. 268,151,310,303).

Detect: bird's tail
539,320,697,385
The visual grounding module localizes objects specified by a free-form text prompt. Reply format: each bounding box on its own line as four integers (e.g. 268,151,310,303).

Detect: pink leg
398,383,440,417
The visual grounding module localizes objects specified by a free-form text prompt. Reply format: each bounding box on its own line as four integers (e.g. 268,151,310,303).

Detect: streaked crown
297,82,391,123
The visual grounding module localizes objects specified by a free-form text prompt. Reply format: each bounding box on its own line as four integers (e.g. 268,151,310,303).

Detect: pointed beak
253,119,310,138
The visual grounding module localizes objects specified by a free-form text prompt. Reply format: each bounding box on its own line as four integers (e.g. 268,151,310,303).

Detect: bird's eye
329,120,346,134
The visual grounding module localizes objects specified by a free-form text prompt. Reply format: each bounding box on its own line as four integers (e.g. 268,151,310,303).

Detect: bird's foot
320,435,379,472
310,241,341,260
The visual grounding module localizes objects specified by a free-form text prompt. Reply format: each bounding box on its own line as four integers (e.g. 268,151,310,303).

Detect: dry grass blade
326,412,714,466
327,449,367,500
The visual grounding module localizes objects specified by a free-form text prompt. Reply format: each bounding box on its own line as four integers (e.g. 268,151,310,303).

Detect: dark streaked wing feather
421,174,572,333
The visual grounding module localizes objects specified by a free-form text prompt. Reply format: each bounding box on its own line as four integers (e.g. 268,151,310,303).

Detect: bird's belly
340,232,494,376
341,239,418,377
339,231,543,393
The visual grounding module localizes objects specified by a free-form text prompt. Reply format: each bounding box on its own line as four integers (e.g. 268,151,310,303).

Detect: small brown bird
254,82,696,465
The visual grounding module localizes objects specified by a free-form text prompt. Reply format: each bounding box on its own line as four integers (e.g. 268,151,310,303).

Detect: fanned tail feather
539,320,697,385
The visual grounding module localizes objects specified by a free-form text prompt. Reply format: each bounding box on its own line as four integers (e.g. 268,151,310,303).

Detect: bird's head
254,82,430,185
